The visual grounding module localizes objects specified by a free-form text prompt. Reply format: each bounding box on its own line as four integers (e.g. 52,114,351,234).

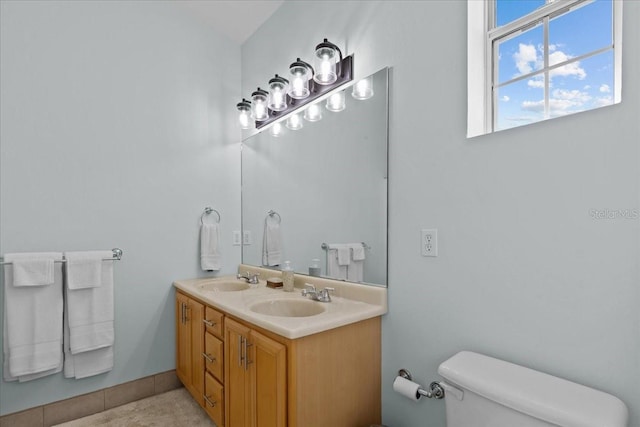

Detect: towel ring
201,207,221,225
266,210,281,225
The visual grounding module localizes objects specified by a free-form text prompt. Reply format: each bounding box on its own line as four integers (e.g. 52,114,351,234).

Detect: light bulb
326,91,346,112
286,113,303,130
270,122,283,137
304,103,323,122
352,76,374,100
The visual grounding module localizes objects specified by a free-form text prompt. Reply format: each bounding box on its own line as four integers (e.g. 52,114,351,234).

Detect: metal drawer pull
203,395,216,407
202,319,216,327
238,336,244,367
244,341,253,370
202,352,215,363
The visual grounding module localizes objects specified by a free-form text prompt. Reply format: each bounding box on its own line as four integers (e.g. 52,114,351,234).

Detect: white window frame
467,0,623,138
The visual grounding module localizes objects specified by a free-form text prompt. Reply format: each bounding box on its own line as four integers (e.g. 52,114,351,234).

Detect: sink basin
250,299,326,317
199,280,250,292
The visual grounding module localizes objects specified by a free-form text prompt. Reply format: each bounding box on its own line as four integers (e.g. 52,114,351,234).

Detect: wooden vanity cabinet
176,290,382,427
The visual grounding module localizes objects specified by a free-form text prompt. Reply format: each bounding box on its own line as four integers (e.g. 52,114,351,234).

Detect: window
467,0,622,137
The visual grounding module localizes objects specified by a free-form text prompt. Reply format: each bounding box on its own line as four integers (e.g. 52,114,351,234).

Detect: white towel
326,249,347,280
3,252,64,381
65,251,103,289
12,258,54,287
328,244,350,266
63,295,114,379
349,243,366,261
347,260,364,282
200,223,221,271
64,251,114,354
262,221,283,267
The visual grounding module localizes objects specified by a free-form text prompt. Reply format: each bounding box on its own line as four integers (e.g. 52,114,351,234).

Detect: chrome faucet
301,284,335,302
237,272,260,284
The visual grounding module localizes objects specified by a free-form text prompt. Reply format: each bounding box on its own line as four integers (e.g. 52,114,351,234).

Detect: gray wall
241,1,640,426
0,1,241,415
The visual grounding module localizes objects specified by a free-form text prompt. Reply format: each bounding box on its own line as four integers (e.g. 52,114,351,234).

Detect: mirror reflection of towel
262,222,282,267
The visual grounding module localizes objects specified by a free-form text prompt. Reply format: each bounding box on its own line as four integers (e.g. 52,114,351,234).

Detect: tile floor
53,388,215,427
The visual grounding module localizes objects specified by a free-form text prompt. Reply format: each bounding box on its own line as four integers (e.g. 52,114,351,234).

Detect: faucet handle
318,287,335,301
249,273,260,284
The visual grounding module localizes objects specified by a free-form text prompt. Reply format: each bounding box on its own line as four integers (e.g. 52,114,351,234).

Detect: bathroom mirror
241,67,388,287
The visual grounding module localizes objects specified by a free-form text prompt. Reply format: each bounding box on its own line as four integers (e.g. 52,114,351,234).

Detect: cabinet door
175,292,190,386
225,318,251,427
250,330,287,427
189,298,205,402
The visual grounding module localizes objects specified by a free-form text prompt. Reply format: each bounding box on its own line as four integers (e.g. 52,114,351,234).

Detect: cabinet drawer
204,332,224,382
204,372,224,427
204,306,224,338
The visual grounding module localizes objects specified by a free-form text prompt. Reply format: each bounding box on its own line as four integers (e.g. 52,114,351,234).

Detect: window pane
496,0,546,27
496,23,543,85
549,0,612,65
549,51,614,118
495,72,546,131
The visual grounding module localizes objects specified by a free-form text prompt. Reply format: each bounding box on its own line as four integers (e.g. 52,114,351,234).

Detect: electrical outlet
243,230,253,245
421,229,438,257
233,231,242,246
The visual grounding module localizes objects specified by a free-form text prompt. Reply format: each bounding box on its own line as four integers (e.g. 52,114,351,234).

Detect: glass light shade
285,113,303,130
303,103,323,122
270,122,283,137
326,90,346,112
236,99,252,129
352,76,374,100
313,39,339,85
268,75,289,112
288,58,313,99
251,89,269,121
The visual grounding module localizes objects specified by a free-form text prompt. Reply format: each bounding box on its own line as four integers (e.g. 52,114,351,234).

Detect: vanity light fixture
237,38,353,131
303,103,323,122
270,122,284,137
251,88,269,122
326,90,346,112
313,38,342,85
236,98,252,129
352,75,374,100
268,74,289,112
288,58,314,100
285,113,303,130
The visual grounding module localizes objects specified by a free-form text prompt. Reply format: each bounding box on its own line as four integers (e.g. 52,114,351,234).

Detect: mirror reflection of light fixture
313,39,342,85
288,58,314,100
237,38,353,131
268,74,289,112
270,122,284,137
326,90,346,112
303,103,323,122
236,98,252,129
352,76,374,100
286,113,303,130
251,88,269,122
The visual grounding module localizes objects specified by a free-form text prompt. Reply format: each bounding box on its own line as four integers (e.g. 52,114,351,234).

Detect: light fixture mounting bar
255,55,354,129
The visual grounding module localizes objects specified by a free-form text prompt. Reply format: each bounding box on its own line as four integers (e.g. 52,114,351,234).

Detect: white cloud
552,89,591,103
599,84,611,93
594,96,613,107
513,43,538,75
549,51,586,80
527,79,545,89
501,95,510,102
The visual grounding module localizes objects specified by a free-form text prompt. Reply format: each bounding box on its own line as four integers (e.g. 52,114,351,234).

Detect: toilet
437,351,628,427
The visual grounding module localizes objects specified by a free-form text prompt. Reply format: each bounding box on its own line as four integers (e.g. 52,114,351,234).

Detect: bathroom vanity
174,266,387,427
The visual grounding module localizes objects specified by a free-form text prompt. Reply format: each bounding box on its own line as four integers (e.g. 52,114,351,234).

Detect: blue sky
495,0,614,130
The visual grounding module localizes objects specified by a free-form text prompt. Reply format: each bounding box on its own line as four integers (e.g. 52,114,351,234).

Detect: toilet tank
437,351,628,427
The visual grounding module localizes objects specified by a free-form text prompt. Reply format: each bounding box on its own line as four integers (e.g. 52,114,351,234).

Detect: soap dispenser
282,261,294,292
309,259,321,277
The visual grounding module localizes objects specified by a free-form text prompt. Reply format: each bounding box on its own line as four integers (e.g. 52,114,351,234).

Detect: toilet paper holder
398,369,445,399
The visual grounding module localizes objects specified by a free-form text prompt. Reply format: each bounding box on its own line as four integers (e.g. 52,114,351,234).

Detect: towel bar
266,210,281,224
201,207,221,225
321,242,371,251
0,248,124,265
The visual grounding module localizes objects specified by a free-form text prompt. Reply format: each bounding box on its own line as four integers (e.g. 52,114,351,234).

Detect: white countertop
173,274,387,339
